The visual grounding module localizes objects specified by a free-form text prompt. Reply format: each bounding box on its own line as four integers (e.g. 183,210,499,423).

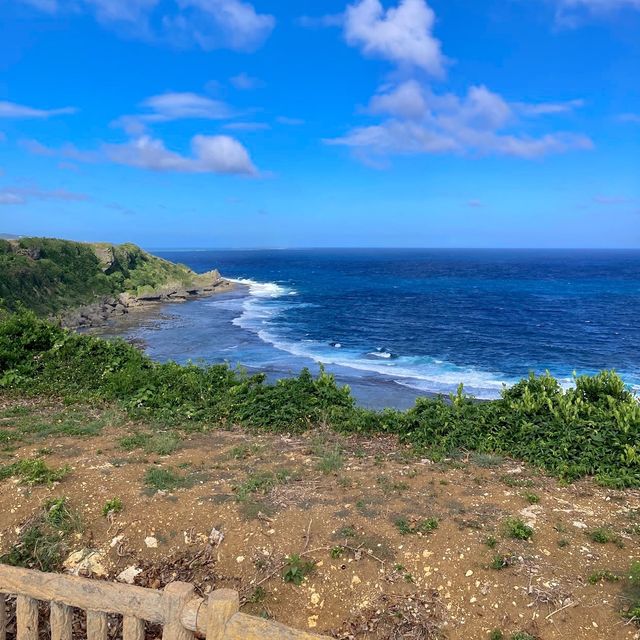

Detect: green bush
1,311,639,488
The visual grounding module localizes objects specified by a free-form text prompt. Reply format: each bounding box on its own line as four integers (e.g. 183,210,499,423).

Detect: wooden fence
0,565,330,640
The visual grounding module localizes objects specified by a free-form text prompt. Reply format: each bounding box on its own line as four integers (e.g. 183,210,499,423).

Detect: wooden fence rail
0,565,330,640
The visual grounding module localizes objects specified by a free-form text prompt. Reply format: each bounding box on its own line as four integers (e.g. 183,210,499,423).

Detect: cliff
0,237,230,324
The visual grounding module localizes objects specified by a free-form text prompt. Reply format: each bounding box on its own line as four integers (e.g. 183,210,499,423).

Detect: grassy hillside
0,237,198,315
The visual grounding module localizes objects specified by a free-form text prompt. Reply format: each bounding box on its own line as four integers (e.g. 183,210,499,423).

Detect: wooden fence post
205,590,239,640
123,616,145,640
162,582,195,640
0,593,6,640
50,602,72,640
86,610,108,640
16,595,38,640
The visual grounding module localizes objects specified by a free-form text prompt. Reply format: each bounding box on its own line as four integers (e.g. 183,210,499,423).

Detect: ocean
99,249,640,409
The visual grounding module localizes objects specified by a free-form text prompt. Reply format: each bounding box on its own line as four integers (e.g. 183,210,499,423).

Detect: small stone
144,536,158,548
465,570,474,577
351,575,361,585
117,566,142,585
110,535,124,548
209,527,224,547
236,556,245,563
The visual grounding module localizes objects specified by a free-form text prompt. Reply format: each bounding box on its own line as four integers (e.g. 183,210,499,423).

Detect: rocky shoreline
58,271,234,329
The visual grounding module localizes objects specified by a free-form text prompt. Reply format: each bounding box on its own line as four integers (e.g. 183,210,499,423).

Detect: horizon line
146,246,640,252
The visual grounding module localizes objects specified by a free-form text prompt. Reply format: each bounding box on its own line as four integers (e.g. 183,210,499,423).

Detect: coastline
58,271,235,330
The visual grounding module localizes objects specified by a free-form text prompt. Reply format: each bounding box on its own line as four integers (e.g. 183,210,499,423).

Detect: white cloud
104,134,257,175
141,92,233,121
514,99,584,116
20,138,100,162
17,0,275,52
0,101,77,118
84,0,157,24
229,72,264,90
344,0,446,75
327,82,593,160
112,92,234,134
0,185,89,205
368,80,428,120
552,0,640,24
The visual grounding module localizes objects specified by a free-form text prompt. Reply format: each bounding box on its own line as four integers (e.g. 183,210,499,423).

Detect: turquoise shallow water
99,249,640,409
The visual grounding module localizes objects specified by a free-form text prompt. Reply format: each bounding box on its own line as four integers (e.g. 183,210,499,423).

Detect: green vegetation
102,497,123,517
522,492,540,504
0,458,69,485
233,469,294,501
484,535,498,549
316,446,344,474
588,570,619,584
143,467,191,492
504,518,534,540
625,562,640,622
282,554,316,586
489,554,513,570
119,431,181,455
1,311,640,488
0,237,198,315
0,497,81,571
395,517,438,535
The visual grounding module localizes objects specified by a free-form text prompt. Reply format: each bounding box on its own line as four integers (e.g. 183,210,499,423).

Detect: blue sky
0,0,639,248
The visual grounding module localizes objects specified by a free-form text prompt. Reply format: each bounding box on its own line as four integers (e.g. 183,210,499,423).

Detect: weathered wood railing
0,565,329,640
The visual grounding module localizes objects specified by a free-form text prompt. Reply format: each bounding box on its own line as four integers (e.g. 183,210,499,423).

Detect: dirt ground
0,394,639,640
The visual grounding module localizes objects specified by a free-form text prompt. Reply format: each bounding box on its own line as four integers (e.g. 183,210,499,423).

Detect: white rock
110,535,124,548
117,566,142,585
144,536,158,548
209,527,224,547
63,549,107,577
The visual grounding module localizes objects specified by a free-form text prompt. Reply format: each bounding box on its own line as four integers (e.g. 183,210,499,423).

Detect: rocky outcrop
59,274,234,329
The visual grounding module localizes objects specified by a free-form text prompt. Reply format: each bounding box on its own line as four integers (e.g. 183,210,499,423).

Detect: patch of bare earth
0,395,639,639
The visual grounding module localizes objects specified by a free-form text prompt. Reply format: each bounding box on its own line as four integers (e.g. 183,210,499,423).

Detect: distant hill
0,233,22,240
0,237,205,315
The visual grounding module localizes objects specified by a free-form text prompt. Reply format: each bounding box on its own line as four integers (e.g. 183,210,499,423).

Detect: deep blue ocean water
99,249,640,409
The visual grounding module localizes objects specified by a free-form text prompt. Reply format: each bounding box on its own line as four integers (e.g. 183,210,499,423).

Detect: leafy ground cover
1,310,639,488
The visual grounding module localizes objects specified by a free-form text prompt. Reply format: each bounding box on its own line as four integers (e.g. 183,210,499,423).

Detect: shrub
282,554,316,586
102,498,123,517
1,312,639,488
505,518,533,540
